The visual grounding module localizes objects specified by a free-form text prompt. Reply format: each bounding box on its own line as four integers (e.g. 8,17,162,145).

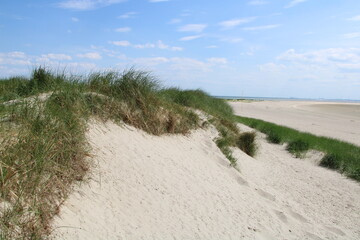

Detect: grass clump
236,115,360,181
0,67,255,239
286,139,310,158
237,132,257,157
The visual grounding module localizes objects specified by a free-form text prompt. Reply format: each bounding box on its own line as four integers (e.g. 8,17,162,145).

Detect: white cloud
285,0,308,8
41,53,72,60
178,24,207,33
248,1,267,5
206,45,218,49
110,40,182,51
168,18,181,24
343,32,360,39
115,27,131,32
220,37,243,43
277,48,360,69
347,15,360,21
76,52,102,59
219,17,256,29
133,57,169,67
259,62,286,72
118,12,137,19
156,40,183,51
149,0,168,2
58,0,126,10
179,35,202,41
110,40,131,46
0,52,31,65
71,17,79,22
243,24,281,31
207,58,228,65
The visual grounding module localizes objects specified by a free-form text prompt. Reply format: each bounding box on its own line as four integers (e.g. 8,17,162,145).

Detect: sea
214,96,360,103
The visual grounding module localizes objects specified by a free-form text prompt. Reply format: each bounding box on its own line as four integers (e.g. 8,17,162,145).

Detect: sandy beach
50,120,360,240
229,101,360,146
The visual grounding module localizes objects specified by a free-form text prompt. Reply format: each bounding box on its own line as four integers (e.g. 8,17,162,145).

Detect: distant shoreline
214,96,360,103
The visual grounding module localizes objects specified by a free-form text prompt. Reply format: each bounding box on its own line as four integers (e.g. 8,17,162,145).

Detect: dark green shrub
266,131,282,144
237,132,257,157
320,154,340,169
287,139,309,157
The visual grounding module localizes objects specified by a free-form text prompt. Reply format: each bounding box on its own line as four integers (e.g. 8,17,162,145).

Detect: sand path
229,101,360,146
50,121,360,240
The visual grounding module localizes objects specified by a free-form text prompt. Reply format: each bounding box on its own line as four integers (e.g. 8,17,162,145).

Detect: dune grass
0,67,256,239
235,116,360,181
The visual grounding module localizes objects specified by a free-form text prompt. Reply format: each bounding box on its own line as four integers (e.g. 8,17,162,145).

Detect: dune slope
50,121,360,240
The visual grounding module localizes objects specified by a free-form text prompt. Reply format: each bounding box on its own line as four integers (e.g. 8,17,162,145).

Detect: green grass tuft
286,139,310,158
237,132,257,157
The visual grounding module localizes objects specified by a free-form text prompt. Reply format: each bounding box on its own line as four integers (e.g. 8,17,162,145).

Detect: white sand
229,101,360,146
50,120,360,240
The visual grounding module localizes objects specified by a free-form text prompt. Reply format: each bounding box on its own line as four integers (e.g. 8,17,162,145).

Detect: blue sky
1,0,360,99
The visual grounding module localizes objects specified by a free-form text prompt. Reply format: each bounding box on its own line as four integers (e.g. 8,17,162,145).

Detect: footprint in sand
255,188,276,201
273,210,288,223
287,209,308,223
236,176,249,187
325,226,346,236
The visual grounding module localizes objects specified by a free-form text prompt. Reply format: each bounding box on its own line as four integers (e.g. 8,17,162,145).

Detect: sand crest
50,121,360,239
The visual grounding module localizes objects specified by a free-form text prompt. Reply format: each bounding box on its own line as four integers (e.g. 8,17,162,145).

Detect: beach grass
0,67,255,239
235,116,360,181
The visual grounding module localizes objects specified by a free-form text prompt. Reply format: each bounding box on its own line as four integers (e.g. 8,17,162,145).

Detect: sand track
50,120,360,239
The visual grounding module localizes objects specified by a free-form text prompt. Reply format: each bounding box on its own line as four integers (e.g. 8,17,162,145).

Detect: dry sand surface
229,101,360,146
50,120,360,240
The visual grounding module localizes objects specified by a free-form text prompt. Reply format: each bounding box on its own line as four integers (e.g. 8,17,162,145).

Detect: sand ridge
50,120,360,239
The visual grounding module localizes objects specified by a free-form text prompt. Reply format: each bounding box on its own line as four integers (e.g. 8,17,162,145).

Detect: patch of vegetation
236,116,360,181
286,139,310,158
0,67,256,239
237,132,257,157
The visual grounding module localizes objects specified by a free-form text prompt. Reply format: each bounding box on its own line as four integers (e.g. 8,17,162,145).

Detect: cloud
110,40,182,51
243,24,281,31
71,17,79,22
118,12,137,19
110,40,131,46
207,58,228,65
76,52,102,59
248,1,268,5
343,32,360,39
277,48,360,69
219,17,256,29
115,27,131,32
178,24,207,33
148,0,168,2
220,37,243,43
40,53,72,60
347,15,360,21
259,62,286,72
58,0,126,10
168,18,181,24
285,0,308,8
206,45,218,49
133,57,169,67
0,52,31,65
179,35,202,41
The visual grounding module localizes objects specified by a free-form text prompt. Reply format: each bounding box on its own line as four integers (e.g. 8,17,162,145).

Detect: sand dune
229,101,360,146
50,120,360,240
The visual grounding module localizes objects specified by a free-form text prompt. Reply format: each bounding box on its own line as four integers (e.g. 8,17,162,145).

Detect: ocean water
214,96,360,103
